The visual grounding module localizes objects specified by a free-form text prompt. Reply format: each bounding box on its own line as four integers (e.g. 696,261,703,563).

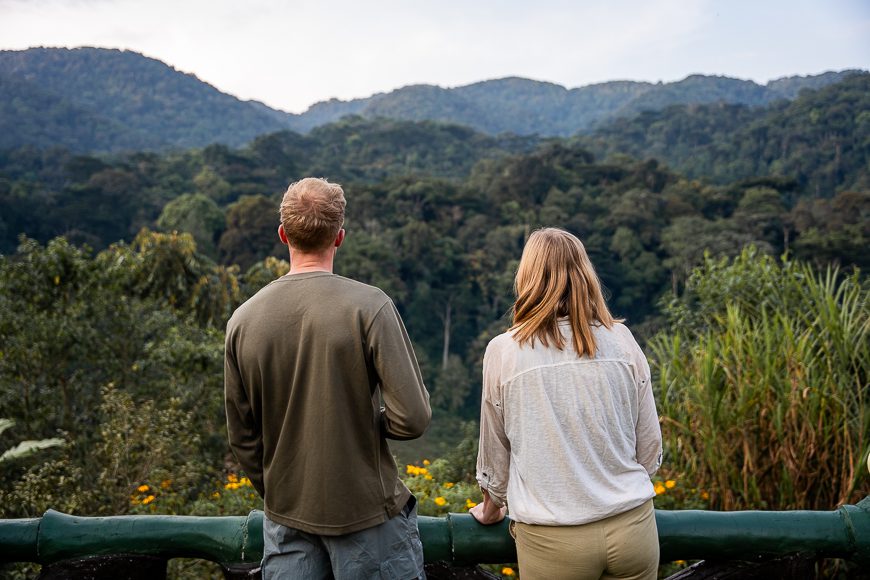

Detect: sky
0,0,867,113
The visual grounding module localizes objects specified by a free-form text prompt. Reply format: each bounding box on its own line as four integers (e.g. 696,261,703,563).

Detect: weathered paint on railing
1,497,868,567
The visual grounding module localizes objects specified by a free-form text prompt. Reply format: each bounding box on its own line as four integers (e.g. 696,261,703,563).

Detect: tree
193,166,232,203
790,190,869,269
156,193,225,258
218,195,282,270
732,187,786,252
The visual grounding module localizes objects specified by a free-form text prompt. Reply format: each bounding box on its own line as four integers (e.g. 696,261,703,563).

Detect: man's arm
369,300,431,440
224,332,265,496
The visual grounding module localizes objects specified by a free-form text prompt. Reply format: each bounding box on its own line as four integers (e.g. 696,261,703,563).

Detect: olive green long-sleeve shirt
225,272,431,535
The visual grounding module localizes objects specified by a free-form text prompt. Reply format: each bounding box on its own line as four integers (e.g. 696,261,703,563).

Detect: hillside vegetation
0,47,287,150
581,72,870,193
0,47,860,152
2,73,867,394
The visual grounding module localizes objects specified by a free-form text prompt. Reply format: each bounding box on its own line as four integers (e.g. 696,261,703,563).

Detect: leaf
0,438,65,463
0,418,13,436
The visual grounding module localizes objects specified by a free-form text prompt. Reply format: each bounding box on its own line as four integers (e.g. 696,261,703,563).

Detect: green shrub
651,248,868,510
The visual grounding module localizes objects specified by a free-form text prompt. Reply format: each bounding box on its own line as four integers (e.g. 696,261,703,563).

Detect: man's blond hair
279,177,346,252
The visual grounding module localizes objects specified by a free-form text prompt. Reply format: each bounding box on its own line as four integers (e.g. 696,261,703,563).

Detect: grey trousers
262,496,426,580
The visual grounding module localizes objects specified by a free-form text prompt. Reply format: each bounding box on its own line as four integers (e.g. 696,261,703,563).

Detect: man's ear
335,228,345,248
278,224,289,245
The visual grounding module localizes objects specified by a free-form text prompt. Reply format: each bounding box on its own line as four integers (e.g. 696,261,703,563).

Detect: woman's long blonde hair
510,228,620,357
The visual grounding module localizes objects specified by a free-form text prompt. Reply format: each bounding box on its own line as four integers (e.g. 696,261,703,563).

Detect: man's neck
288,250,334,275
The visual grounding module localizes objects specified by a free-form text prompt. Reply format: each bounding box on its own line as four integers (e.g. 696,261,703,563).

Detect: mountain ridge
0,46,863,152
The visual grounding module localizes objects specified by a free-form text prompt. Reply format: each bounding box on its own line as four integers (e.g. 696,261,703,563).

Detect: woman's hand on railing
469,489,507,525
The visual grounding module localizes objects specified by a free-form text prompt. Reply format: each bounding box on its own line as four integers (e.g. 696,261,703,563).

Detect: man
225,177,431,579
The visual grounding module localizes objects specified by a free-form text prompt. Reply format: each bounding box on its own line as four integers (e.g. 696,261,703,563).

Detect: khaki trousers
511,499,658,580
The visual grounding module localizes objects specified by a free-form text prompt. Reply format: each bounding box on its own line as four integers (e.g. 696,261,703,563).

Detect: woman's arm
629,332,663,475
469,488,507,525
475,339,511,508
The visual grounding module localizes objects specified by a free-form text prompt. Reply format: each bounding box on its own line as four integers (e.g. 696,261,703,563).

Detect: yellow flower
654,482,666,495
405,465,429,476
142,495,156,505
434,497,447,506
424,474,433,480
444,482,455,489
501,567,516,576
130,495,140,505
53,275,60,286
211,492,221,499
466,499,477,508
423,459,431,466
160,480,172,489
225,482,241,490
700,491,710,500
665,480,676,489
137,484,150,493
227,473,239,483
675,560,687,566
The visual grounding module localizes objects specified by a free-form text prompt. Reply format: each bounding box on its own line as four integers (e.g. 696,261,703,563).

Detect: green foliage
790,190,870,270
583,72,870,193
218,195,282,270
403,460,482,517
0,236,229,518
650,477,710,511
0,457,86,518
650,249,869,510
94,385,208,515
157,193,225,257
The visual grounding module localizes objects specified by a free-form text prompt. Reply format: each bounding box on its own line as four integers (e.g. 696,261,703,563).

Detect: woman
469,228,662,580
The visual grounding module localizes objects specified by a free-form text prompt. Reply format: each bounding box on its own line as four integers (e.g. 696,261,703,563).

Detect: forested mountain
580,72,870,194
0,47,289,151
0,47,860,153
354,71,859,136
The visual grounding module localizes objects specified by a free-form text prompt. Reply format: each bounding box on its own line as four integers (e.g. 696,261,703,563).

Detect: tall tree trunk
441,299,451,370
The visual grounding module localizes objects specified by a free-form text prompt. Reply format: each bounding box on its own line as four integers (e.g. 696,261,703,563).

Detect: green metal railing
2,497,868,569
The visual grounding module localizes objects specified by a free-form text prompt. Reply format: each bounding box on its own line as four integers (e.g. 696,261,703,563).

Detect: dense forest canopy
1,71,867,423
580,72,870,194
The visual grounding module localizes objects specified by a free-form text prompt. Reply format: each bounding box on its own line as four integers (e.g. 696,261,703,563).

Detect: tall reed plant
651,248,868,510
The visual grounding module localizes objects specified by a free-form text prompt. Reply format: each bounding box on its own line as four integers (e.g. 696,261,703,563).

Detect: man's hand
469,489,507,525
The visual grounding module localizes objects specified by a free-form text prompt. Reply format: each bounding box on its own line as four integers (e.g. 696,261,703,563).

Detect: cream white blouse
476,321,662,525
